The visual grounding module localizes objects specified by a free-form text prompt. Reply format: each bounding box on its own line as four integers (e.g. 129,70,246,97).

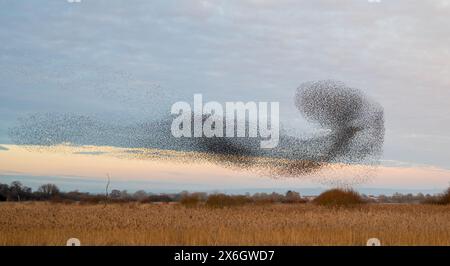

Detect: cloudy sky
1,0,449,193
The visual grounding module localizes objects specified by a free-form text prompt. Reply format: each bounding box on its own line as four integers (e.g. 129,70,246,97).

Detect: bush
78,195,105,205
422,187,450,205
206,194,252,208
180,194,202,207
50,196,73,204
251,192,283,204
441,188,450,204
141,194,173,203
282,190,307,204
313,188,365,207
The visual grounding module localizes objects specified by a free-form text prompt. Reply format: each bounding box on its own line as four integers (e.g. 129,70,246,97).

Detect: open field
0,202,449,246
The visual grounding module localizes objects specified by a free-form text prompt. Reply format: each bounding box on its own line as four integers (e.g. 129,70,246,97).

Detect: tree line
0,180,448,205
0,180,307,204
0,181,60,201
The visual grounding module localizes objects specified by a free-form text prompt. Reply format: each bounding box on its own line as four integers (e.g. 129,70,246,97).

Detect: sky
0,0,450,193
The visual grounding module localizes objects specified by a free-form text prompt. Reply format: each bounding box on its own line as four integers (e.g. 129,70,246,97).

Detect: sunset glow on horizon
1,144,449,194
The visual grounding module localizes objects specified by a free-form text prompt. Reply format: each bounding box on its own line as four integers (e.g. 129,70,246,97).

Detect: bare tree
10,181,23,201
104,173,111,208
38,184,60,198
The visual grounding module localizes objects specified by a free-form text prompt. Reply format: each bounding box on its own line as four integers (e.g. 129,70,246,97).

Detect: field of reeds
0,202,449,246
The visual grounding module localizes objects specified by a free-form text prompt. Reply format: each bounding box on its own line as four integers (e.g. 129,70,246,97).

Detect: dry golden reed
0,202,449,246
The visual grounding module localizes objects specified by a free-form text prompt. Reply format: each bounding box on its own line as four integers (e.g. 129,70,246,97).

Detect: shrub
313,188,365,207
206,194,252,208
282,190,307,204
180,194,201,207
50,196,74,204
141,194,173,203
251,192,283,204
422,187,450,205
78,195,105,205
441,188,450,204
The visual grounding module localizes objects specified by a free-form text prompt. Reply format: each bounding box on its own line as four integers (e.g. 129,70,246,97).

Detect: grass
0,202,449,246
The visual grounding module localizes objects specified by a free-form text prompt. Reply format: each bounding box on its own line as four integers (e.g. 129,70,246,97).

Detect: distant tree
120,190,131,200
38,184,60,198
441,187,450,204
377,194,389,203
6,181,33,201
284,190,302,203
416,193,425,202
0,183,9,201
64,190,84,201
133,190,148,201
9,181,24,201
110,189,121,199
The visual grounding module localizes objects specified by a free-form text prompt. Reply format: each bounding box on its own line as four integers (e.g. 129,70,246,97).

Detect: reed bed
0,202,449,246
